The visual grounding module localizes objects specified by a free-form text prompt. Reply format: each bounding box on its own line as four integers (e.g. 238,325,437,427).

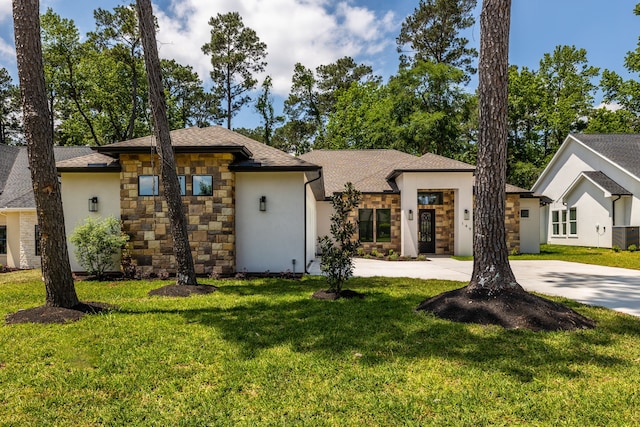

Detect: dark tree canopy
397,0,478,77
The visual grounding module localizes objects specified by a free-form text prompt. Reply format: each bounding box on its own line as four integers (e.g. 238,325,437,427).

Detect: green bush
612,245,621,253
70,216,130,279
388,253,399,261
628,244,637,252
388,249,394,256
317,182,361,293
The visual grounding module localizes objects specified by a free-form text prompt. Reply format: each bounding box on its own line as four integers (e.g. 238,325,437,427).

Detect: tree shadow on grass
119,276,639,383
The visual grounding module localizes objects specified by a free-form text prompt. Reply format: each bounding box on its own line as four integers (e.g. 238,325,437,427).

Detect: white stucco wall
236,172,307,273
396,171,475,257
519,198,540,254
315,201,333,246
61,172,121,271
533,138,640,247
0,210,40,269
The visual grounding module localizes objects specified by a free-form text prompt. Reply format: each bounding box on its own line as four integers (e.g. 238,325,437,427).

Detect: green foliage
202,12,267,129
0,67,21,144
318,182,361,292
613,245,621,253
70,216,129,279
397,0,478,77
628,244,637,252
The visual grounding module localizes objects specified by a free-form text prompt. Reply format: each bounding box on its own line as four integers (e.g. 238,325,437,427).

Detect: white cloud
0,0,11,21
154,0,397,96
595,102,622,112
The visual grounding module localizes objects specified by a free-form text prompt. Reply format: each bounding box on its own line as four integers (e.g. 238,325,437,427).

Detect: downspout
304,169,322,274
612,195,621,226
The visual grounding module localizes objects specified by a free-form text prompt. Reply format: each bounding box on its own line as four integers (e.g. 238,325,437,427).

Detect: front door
418,209,436,253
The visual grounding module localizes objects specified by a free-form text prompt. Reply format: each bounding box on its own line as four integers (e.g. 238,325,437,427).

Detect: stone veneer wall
418,189,455,255
120,152,235,275
19,211,40,269
350,193,401,255
505,194,521,254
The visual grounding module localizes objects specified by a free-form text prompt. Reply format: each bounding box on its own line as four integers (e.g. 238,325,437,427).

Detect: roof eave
386,168,475,180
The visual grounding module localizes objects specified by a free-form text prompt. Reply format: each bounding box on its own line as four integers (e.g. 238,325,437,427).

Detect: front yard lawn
513,244,640,270
1,269,639,426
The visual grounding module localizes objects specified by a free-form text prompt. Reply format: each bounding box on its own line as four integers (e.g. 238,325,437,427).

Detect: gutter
612,195,622,226
304,169,323,274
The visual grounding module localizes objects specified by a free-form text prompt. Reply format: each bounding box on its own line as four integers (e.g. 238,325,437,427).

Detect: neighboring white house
0,145,93,269
532,133,640,249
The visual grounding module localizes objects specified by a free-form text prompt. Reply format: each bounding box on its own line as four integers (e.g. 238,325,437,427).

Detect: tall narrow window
376,209,391,242
569,207,577,235
0,225,6,255
193,175,213,196
552,210,560,235
139,175,159,196
561,210,567,235
178,175,186,196
358,209,373,242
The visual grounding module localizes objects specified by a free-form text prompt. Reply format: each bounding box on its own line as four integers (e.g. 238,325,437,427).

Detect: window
193,175,213,196
359,208,392,243
359,209,373,242
0,226,6,255
521,209,530,218
562,210,567,235
178,175,186,196
376,209,391,242
417,191,443,205
552,210,560,235
139,175,159,196
35,225,41,256
569,207,577,235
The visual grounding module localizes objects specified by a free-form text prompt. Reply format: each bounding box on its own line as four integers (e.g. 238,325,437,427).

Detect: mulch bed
416,287,596,331
148,284,218,297
311,289,366,300
5,302,116,325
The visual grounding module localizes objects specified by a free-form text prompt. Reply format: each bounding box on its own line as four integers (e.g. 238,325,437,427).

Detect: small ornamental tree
70,216,129,279
318,182,361,294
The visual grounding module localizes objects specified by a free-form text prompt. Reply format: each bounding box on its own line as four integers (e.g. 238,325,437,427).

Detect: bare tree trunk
467,0,523,295
12,0,80,307
136,0,198,286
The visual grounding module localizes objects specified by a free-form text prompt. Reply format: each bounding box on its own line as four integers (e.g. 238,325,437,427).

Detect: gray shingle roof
0,145,20,192
0,146,93,209
298,149,419,196
96,126,319,171
572,133,640,179
582,171,632,196
56,152,120,171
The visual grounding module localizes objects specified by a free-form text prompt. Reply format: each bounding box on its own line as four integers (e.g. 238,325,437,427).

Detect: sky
0,0,639,128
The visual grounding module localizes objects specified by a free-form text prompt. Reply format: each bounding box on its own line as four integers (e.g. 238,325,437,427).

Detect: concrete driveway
309,257,640,317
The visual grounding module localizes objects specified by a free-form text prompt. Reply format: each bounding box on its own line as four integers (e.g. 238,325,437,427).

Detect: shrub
612,245,621,253
417,254,428,261
318,182,361,293
388,253,399,261
356,247,365,257
388,249,394,256
370,249,379,257
628,244,637,252
70,216,130,279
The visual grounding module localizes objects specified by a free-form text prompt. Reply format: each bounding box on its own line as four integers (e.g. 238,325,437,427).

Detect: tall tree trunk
12,0,80,307
136,0,198,286
467,0,523,295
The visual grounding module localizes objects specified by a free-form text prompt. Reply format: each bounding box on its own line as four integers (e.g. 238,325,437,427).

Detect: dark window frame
192,175,213,196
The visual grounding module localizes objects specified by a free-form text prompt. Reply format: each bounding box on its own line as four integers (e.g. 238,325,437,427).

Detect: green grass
453,244,640,270
2,270,640,426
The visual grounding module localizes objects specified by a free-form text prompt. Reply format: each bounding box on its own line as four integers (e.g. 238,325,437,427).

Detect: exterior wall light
408,209,413,220
464,208,470,220
88,196,99,212
259,196,267,212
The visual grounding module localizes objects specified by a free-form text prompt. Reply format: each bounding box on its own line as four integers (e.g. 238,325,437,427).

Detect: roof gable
561,170,632,202
533,133,640,192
